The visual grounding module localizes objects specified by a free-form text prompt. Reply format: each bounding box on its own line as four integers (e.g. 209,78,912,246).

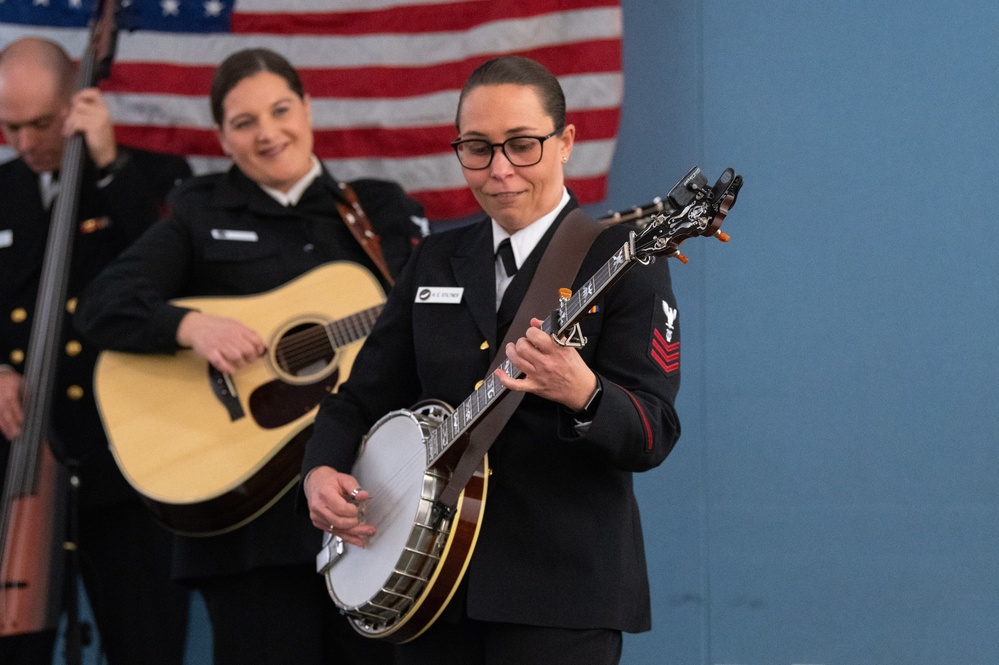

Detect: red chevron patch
651,328,679,374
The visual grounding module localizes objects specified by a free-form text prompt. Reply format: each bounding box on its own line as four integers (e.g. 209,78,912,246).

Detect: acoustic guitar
315,166,744,642
93,261,384,535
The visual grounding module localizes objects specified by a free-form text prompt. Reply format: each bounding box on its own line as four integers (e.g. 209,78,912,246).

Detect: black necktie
496,238,518,276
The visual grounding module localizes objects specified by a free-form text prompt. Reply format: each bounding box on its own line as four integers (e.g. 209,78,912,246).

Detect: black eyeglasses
450,128,563,170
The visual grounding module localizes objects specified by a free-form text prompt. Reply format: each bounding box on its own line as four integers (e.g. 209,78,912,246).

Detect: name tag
415,286,463,304
211,229,259,242
0,229,11,248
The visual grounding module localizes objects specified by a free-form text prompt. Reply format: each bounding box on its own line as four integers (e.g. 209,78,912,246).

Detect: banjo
316,166,744,642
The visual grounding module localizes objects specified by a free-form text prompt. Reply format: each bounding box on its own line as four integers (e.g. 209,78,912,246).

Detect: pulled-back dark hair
455,56,566,131
210,48,305,125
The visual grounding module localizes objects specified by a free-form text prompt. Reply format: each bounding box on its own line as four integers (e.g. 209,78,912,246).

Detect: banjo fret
424,244,636,469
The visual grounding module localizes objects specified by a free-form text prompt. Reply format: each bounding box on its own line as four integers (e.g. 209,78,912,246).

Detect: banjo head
323,410,430,610
316,400,488,642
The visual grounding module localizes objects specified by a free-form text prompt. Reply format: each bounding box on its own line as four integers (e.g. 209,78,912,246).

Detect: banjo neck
424,236,637,468
424,166,743,470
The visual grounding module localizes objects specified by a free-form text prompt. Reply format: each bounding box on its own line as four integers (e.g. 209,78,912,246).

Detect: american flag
0,0,623,221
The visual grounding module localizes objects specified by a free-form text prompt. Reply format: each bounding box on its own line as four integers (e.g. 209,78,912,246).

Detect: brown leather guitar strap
334,181,395,286
435,207,606,512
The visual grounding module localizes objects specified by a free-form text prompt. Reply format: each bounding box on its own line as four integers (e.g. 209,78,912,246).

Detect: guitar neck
425,235,639,467
270,303,383,377
323,304,384,347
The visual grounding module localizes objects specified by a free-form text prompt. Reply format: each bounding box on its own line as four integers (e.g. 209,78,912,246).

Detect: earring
561,156,568,163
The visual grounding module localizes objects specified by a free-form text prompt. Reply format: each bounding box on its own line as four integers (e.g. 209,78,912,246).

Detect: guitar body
93,262,384,535
0,443,67,636
317,403,487,643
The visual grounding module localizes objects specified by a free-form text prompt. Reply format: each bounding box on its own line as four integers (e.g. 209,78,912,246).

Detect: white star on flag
203,0,223,17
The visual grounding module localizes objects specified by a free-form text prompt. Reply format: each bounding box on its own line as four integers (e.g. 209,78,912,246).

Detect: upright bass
0,0,122,637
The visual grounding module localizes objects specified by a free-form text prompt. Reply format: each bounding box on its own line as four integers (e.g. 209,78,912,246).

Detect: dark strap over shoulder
334,181,394,286
436,207,606,510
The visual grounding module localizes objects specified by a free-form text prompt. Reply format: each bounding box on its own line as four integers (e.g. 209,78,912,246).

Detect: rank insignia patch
650,299,679,375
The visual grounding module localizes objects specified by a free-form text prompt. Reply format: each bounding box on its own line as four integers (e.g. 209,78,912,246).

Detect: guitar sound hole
274,322,335,379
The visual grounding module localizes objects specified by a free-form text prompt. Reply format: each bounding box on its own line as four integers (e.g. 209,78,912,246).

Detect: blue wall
59,2,999,663
611,1,999,664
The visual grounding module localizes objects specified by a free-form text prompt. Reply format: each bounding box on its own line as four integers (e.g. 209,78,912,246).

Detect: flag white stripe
3,8,621,68
0,25,89,53
0,140,616,211
2,1,622,219
127,9,619,67
105,72,623,130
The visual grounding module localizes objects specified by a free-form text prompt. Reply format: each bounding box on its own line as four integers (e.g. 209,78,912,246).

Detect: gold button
66,298,78,314
480,341,489,350
79,216,109,234
65,340,83,357
67,385,85,400
11,308,27,323
9,349,24,365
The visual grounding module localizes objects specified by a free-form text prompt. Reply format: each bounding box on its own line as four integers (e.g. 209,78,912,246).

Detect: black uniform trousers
393,616,623,665
199,563,397,665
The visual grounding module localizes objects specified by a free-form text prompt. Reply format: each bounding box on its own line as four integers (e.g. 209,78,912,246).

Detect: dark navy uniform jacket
75,164,425,579
303,198,682,633
0,147,190,509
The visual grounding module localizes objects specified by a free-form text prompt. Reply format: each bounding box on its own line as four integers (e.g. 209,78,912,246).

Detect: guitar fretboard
326,305,383,348
274,305,383,374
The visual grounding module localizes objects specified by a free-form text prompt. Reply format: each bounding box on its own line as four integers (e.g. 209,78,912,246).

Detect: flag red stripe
103,41,621,99
2,1,622,220
411,188,483,221
230,0,619,35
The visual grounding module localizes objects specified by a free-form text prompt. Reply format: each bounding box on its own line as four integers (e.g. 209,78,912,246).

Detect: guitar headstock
632,166,743,264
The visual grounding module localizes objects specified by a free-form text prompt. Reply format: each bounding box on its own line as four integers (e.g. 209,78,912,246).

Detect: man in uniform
0,37,191,664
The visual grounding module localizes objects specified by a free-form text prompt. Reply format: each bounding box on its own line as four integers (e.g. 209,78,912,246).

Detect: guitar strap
334,181,395,286
435,206,606,511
